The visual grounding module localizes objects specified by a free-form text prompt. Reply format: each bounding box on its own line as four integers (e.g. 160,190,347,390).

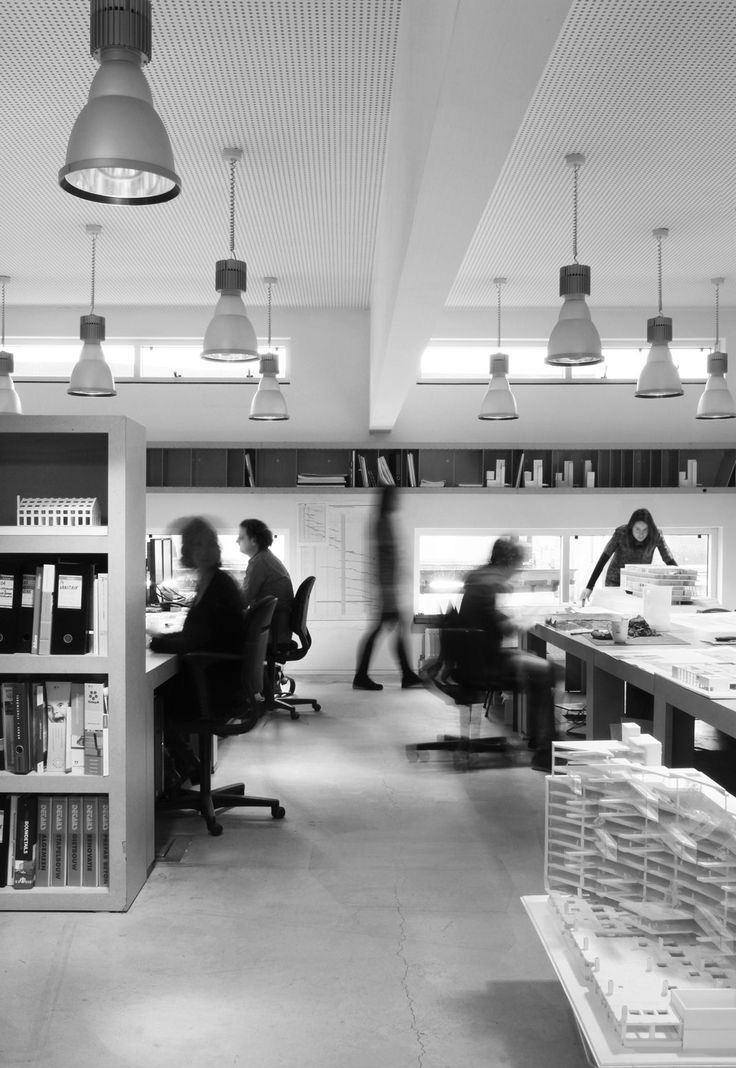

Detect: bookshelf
0,416,147,911
145,445,736,491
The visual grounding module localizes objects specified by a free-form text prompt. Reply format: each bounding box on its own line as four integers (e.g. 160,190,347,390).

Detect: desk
144,650,179,871
526,615,736,767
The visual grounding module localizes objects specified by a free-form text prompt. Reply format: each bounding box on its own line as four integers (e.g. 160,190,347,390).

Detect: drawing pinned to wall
298,502,374,620
298,502,328,544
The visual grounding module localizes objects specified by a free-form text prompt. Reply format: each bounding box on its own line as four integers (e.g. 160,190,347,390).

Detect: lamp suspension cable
228,152,237,259
571,155,580,264
656,227,664,317
714,276,721,350
267,277,273,348
1,278,6,349
495,277,502,349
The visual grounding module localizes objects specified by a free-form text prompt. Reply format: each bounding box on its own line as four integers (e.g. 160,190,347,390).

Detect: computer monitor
146,536,174,604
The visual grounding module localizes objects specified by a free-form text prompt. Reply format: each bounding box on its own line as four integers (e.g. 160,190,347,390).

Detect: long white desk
526,613,736,766
144,649,179,871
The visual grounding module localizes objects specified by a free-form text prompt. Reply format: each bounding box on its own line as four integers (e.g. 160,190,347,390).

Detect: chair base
267,696,322,720
158,781,285,836
412,734,509,753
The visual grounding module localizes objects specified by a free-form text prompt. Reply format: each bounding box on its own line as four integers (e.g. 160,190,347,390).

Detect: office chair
408,626,509,761
159,595,286,836
267,575,321,719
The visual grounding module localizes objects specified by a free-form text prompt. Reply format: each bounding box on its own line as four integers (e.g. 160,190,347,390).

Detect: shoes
531,744,552,772
401,673,423,689
352,675,383,691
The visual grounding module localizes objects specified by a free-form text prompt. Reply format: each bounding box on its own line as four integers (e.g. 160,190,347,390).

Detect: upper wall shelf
146,446,736,492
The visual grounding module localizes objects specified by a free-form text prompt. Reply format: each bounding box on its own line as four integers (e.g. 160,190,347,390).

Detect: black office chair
159,595,286,836
268,576,321,719
409,627,509,760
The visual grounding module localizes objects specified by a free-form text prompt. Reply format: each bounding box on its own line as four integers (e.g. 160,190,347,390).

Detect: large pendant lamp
479,277,518,420
636,228,683,398
68,224,117,396
546,153,603,366
201,147,259,362
250,278,289,421
696,277,736,419
59,0,180,205
0,277,22,415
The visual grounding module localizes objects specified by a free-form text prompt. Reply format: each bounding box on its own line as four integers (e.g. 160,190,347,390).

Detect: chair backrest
288,575,316,653
437,626,498,703
241,595,278,698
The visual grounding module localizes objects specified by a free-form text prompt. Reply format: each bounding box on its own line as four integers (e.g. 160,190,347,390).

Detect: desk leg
588,664,625,740
565,656,586,693
657,700,695,768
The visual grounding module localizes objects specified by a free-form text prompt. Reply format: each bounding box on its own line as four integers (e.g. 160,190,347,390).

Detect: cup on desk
610,618,629,644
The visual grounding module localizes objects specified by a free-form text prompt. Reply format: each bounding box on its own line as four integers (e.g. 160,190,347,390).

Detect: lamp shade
202,260,259,361
636,315,683,398
546,266,603,365
696,352,736,418
478,354,518,420
59,1,180,205
249,355,289,420
68,315,117,396
0,352,22,414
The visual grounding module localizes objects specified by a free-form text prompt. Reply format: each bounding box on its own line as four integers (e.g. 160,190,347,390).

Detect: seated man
458,537,556,771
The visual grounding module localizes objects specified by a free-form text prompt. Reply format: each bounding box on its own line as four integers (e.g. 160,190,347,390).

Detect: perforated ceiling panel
2,0,735,319
1,0,399,308
450,0,736,310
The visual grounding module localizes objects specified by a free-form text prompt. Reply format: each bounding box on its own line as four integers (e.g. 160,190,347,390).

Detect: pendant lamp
250,278,289,421
68,224,117,396
59,0,180,205
636,228,683,398
546,153,603,366
0,277,22,415
201,147,259,362
696,277,736,419
479,278,518,420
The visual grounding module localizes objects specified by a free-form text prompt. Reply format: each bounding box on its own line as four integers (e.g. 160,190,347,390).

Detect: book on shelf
296,473,348,486
4,795,17,887
37,563,56,656
46,679,72,774
51,562,93,654
376,456,395,486
69,682,86,774
17,566,38,654
31,682,46,773
244,451,255,488
514,452,525,489
358,454,369,488
30,567,43,654
35,795,52,888
66,795,83,887
99,796,110,886
95,572,109,657
50,795,67,887
0,794,11,888
407,453,417,488
0,566,19,652
1,680,32,774
83,681,108,776
82,795,99,888
13,793,37,889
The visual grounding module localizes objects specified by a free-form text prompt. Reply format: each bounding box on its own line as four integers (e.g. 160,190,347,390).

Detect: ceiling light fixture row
202,147,259,362
59,0,180,205
68,224,117,397
0,277,22,415
478,277,518,421
250,277,289,421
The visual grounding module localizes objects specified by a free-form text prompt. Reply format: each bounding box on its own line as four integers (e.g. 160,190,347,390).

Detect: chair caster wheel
272,806,286,819
313,702,321,712
208,822,223,836
290,710,300,720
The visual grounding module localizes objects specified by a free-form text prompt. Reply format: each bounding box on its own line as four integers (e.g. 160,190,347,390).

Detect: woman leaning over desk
580,507,677,605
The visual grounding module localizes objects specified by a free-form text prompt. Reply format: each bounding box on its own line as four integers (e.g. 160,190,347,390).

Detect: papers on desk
615,646,736,699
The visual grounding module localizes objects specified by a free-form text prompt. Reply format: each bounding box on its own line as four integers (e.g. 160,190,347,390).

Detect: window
416,528,717,615
419,341,714,382
10,338,290,381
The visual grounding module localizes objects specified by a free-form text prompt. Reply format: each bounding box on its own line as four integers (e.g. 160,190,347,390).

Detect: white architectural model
545,752,736,1054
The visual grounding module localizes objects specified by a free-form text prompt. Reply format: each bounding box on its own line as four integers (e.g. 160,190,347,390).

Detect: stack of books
296,472,348,486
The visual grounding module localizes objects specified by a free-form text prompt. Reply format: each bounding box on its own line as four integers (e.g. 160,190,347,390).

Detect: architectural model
545,753,736,1054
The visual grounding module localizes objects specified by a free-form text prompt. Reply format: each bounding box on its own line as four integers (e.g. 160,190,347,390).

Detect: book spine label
82,796,99,887
99,797,110,887
66,796,83,887
50,796,67,887
35,796,52,887
13,794,37,889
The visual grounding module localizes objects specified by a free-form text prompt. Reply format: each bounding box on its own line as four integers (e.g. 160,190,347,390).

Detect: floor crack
394,882,427,1067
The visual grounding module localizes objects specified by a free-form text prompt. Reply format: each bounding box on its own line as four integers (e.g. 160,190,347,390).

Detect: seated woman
148,516,246,785
237,517,294,646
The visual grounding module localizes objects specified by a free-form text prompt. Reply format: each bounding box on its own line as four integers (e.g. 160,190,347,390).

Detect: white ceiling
3,0,736,427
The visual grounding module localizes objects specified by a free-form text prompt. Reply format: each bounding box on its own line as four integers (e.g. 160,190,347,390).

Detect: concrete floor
0,680,591,1068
